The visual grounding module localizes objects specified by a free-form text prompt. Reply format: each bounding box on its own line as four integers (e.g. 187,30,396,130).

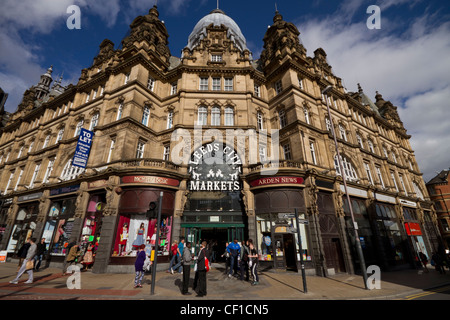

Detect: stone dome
186,9,249,53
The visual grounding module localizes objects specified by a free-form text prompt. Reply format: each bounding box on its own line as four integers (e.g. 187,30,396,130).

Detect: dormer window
211,54,222,62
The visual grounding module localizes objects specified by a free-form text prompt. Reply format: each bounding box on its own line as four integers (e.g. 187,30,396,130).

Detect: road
399,284,450,300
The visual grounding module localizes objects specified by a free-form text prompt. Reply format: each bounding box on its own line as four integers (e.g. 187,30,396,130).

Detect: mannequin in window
132,223,145,250
119,223,129,256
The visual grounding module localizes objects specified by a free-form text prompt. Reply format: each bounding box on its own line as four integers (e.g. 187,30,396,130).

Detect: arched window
211,106,221,126
413,181,424,200
334,155,358,182
197,106,207,125
89,113,99,131
225,106,234,126
60,159,85,181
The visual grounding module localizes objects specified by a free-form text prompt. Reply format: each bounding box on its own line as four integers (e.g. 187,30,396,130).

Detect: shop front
6,193,41,256
252,176,311,273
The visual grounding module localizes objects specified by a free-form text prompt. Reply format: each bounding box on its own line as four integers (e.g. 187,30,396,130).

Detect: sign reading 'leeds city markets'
188,142,242,192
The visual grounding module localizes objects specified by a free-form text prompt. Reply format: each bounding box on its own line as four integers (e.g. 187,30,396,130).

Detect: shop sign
405,222,422,236
72,128,94,168
88,180,108,189
50,184,80,196
0,251,7,263
400,199,417,208
121,175,180,187
188,142,242,192
250,176,304,188
18,192,43,202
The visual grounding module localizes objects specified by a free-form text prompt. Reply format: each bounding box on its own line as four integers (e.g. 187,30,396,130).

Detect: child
134,244,146,288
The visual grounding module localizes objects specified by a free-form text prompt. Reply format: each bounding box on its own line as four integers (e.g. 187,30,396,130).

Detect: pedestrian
181,242,193,295
221,242,230,274
194,241,208,297
227,239,240,278
418,252,429,273
240,240,250,281
134,244,146,288
34,238,46,271
171,237,185,274
167,240,178,273
10,238,37,284
17,240,30,268
63,243,80,275
432,252,446,274
248,239,259,286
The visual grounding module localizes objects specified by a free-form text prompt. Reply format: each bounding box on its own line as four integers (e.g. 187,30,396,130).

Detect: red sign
405,222,422,236
250,176,304,188
121,175,180,187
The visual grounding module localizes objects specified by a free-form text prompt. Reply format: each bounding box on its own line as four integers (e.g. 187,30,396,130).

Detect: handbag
25,259,34,270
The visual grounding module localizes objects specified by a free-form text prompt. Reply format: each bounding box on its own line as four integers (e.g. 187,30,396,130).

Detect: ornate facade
0,7,440,275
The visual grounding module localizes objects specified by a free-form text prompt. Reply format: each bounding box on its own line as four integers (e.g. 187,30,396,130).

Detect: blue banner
72,128,94,168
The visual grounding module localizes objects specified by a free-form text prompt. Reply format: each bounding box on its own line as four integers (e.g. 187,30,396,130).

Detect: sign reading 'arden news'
188,142,242,191
72,128,94,168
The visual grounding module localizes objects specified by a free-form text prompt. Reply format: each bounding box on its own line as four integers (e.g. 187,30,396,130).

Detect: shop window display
7,206,38,254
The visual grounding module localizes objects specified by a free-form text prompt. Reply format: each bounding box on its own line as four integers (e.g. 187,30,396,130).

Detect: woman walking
134,244,146,288
248,239,259,286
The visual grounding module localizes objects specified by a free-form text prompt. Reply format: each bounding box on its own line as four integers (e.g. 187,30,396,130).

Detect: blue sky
0,0,449,182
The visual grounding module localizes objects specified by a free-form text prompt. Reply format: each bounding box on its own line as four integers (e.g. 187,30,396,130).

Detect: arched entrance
180,142,247,260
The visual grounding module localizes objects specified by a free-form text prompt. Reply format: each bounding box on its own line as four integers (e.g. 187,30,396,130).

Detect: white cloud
298,10,450,181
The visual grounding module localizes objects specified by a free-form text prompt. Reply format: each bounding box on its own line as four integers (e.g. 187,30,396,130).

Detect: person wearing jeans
227,239,240,278
10,238,37,284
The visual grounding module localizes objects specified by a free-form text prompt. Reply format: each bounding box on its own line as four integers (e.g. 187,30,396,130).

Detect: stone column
33,190,51,241
0,198,19,251
92,176,121,274
242,180,256,241
172,180,188,243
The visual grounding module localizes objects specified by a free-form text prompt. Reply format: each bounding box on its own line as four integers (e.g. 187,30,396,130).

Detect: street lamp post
322,85,369,290
151,191,164,295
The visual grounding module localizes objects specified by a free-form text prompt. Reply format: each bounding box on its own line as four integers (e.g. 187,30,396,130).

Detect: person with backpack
227,239,240,278
240,240,250,281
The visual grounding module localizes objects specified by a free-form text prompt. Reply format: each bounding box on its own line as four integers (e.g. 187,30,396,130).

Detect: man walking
10,238,37,284
171,237,185,274
34,238,46,271
227,239,240,278
181,242,193,295
195,241,208,297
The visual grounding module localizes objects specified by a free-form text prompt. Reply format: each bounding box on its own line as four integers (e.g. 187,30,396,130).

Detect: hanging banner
72,128,94,168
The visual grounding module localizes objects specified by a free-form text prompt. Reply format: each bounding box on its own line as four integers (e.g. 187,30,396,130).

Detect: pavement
0,261,449,301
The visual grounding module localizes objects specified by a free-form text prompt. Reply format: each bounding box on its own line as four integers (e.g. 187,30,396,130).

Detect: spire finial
275,2,278,13
217,0,219,9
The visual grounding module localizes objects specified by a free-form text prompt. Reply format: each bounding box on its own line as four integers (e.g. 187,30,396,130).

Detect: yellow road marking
403,285,450,300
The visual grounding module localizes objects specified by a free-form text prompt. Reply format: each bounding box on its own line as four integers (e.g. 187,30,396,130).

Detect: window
107,139,115,163
211,54,222,62
325,117,332,131
298,77,304,90
376,166,385,188
391,152,397,163
399,174,407,194
43,159,55,184
14,168,24,191
75,120,84,137
89,113,99,131
198,106,207,126
356,134,363,149
60,159,85,181
212,77,221,91
4,171,14,194
254,84,261,97
309,140,317,165
283,143,292,160
141,107,150,126
339,124,347,141
29,163,41,188
116,103,123,121
92,89,97,100
279,109,287,128
163,145,170,161
391,171,399,192
413,182,424,200
167,111,173,129
224,78,233,91
303,107,310,124
28,141,34,153
257,112,264,130
56,128,64,143
368,140,375,153
43,135,51,149
259,146,267,162
334,155,358,182
136,141,145,159
147,77,155,91
200,77,209,91
211,106,221,126
364,162,373,185
17,146,24,159
225,107,234,126
85,93,90,103
171,82,178,95
383,147,388,158
124,72,130,84
275,80,283,95
100,86,105,96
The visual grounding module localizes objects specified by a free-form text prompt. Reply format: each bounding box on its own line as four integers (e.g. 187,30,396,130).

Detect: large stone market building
0,6,441,275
